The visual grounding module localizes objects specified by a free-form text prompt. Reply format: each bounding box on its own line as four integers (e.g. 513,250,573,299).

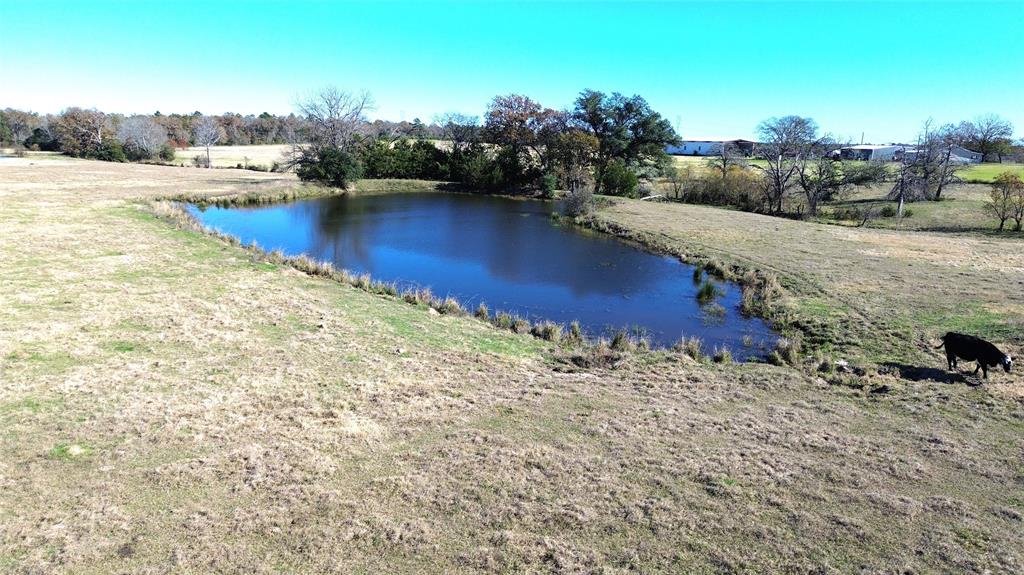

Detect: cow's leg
982,364,989,379
973,363,981,375
946,352,956,371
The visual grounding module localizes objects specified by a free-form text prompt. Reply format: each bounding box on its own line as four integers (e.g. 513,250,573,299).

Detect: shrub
740,285,756,314
531,321,562,343
493,146,535,188
158,143,176,162
609,330,634,352
696,280,721,304
712,346,733,364
774,337,802,366
674,336,704,361
474,302,490,320
692,264,704,284
94,138,127,162
192,154,210,168
832,206,862,221
437,297,464,315
540,173,557,198
567,320,583,343
23,127,59,151
462,150,506,191
601,159,638,197
564,186,595,217
879,204,897,217
358,138,450,180
493,312,514,329
296,146,362,188
675,166,761,210
511,317,532,334
373,281,398,296
702,302,726,319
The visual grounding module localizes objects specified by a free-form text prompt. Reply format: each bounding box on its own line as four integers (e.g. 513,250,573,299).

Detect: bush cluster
601,159,639,197
668,167,761,210
296,147,363,188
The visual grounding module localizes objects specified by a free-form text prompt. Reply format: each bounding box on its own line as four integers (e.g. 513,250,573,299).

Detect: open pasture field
824,183,1009,233
959,162,1024,183
596,197,1024,365
173,144,290,168
1,159,1023,573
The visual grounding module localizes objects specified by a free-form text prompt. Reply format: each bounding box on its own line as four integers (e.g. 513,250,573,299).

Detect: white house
666,139,756,157
837,145,906,162
839,144,982,164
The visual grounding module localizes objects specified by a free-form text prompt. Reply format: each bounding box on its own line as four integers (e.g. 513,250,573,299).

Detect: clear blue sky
2,0,1021,143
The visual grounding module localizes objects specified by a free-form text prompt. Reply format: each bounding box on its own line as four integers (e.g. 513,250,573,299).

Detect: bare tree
986,174,1018,231
959,114,1014,162
435,112,480,156
888,119,964,211
986,172,1024,231
1013,183,1024,232
118,115,167,159
795,138,887,217
794,138,843,217
192,116,224,168
284,87,372,173
706,141,744,180
753,116,818,214
297,87,372,153
664,163,690,199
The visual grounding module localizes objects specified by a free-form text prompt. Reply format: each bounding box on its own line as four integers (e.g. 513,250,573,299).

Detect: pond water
188,192,778,358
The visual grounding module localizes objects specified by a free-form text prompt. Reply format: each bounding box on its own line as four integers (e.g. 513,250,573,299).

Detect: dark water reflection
188,192,778,357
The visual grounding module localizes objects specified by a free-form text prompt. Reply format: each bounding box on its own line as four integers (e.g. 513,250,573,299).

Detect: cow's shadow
883,362,980,386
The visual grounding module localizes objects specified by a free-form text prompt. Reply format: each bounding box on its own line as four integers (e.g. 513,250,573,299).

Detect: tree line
3,95,1018,223
0,106,445,162
287,87,680,204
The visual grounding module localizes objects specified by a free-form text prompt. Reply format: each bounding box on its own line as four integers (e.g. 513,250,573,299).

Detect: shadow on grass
884,362,982,386
907,226,1024,237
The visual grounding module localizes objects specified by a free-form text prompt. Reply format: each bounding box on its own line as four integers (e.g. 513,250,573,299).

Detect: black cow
936,332,1013,379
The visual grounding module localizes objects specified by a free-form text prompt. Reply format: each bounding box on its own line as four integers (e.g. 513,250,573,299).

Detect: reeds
674,336,704,361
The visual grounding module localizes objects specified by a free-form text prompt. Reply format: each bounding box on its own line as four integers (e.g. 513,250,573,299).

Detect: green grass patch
4,348,78,375
46,442,94,461
105,340,142,353
958,163,1024,184
379,306,542,357
916,302,1015,341
0,396,64,417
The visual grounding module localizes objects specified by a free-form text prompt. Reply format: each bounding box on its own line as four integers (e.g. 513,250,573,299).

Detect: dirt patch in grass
1,158,1023,573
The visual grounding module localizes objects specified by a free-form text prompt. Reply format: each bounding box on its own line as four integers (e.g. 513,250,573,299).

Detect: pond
188,192,778,358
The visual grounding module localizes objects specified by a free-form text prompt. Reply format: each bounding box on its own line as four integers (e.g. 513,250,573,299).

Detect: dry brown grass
1,158,1023,573
172,144,291,168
